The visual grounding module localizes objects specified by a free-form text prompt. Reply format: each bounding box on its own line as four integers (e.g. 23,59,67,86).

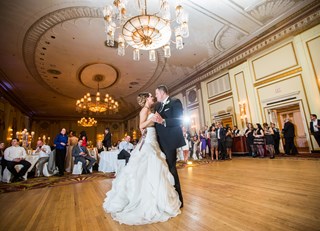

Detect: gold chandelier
76,77,119,114
78,117,98,127
103,0,189,61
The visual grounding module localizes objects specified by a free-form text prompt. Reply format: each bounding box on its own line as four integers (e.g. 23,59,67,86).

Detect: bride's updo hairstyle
137,92,150,107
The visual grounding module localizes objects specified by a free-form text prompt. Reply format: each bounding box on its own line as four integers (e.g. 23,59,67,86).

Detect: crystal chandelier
103,0,189,61
78,117,98,127
76,77,119,114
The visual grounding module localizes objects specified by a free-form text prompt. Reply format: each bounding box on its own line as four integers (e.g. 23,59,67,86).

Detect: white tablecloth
26,154,40,172
98,150,119,173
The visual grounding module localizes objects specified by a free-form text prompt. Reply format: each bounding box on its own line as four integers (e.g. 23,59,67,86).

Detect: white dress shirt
33,144,51,158
4,146,27,161
312,120,319,132
119,141,134,152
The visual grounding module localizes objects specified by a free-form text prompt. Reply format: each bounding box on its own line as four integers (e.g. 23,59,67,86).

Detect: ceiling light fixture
76,76,119,114
103,0,189,61
77,117,98,127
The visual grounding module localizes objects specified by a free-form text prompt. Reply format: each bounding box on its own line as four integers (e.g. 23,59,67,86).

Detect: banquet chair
2,165,27,183
72,158,92,175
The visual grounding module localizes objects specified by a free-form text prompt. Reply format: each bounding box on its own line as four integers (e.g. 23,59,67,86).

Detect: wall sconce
239,101,247,126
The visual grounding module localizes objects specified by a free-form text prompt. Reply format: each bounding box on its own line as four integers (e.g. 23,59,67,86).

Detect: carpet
0,172,115,194
0,160,213,194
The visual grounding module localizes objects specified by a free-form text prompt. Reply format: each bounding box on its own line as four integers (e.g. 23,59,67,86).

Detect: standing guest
232,125,240,137
79,130,88,147
263,123,275,159
65,130,78,173
225,127,233,160
282,119,298,155
181,127,190,163
54,128,68,176
245,123,255,157
72,139,96,174
33,140,51,176
4,138,31,182
199,130,207,158
216,122,227,160
118,136,134,165
271,122,281,154
0,141,6,175
310,114,320,147
102,128,112,151
209,126,218,160
253,123,265,158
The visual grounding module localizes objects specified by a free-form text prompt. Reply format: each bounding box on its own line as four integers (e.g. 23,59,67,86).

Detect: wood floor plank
0,158,319,231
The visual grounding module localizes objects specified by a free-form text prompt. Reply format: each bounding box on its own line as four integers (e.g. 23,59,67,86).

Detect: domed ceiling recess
0,0,318,119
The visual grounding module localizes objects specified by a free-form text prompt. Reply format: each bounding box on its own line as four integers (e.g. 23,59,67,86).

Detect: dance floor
0,157,319,231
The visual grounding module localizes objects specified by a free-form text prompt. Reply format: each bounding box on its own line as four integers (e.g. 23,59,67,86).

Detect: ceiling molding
171,2,320,96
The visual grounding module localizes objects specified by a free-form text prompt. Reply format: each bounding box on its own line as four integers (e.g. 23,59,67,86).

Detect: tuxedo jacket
282,121,295,138
72,145,89,158
102,133,112,148
216,127,226,141
310,119,320,134
154,97,186,151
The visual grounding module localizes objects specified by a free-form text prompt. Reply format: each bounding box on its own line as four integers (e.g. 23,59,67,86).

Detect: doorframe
263,99,312,152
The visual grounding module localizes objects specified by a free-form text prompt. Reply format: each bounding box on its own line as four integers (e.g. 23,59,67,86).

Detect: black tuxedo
102,133,112,150
310,119,320,147
155,97,185,205
216,127,226,159
282,121,297,154
72,145,96,173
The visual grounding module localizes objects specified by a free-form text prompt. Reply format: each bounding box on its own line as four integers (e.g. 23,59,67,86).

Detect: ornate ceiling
0,0,318,120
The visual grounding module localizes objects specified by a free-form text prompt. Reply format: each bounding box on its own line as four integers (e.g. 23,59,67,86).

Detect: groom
153,85,186,208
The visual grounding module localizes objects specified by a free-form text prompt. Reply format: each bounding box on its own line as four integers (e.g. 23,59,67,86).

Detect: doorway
270,104,309,153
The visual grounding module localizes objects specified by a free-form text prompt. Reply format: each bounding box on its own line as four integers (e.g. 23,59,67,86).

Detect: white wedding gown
103,113,181,225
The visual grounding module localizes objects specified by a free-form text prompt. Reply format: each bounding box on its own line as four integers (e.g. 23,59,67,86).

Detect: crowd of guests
179,113,320,163
0,113,319,183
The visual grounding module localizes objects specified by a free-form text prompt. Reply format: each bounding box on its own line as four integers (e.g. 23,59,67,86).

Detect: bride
103,92,181,225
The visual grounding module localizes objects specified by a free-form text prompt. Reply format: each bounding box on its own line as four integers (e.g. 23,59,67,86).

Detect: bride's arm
139,108,153,131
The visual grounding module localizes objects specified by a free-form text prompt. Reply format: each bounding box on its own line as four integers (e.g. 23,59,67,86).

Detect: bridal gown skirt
103,127,181,225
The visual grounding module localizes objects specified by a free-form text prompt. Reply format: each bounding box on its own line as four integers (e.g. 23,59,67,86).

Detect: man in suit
102,128,112,151
72,139,96,174
153,85,186,208
310,114,320,147
216,122,226,160
282,119,298,155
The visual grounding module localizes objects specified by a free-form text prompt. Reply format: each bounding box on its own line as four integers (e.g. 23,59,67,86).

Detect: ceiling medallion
102,0,189,61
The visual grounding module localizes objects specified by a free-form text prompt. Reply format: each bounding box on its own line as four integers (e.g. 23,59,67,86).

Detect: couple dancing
103,85,186,225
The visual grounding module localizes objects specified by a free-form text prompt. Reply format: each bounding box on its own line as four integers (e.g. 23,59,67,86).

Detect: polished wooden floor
1,157,320,231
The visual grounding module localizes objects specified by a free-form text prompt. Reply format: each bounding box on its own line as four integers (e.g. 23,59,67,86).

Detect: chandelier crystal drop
102,0,189,62
77,117,98,127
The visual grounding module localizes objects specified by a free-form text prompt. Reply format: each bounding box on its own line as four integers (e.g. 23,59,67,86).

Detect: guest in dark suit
72,139,96,174
102,128,112,151
282,119,298,155
153,84,185,208
270,122,281,154
310,114,320,147
216,122,226,160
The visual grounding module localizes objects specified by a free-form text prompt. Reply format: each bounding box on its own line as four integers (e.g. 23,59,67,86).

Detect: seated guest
0,141,6,175
33,140,51,177
4,138,31,182
96,141,104,153
72,139,96,174
118,136,134,164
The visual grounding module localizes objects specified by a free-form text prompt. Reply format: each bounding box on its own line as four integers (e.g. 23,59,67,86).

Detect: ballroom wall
181,24,320,151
